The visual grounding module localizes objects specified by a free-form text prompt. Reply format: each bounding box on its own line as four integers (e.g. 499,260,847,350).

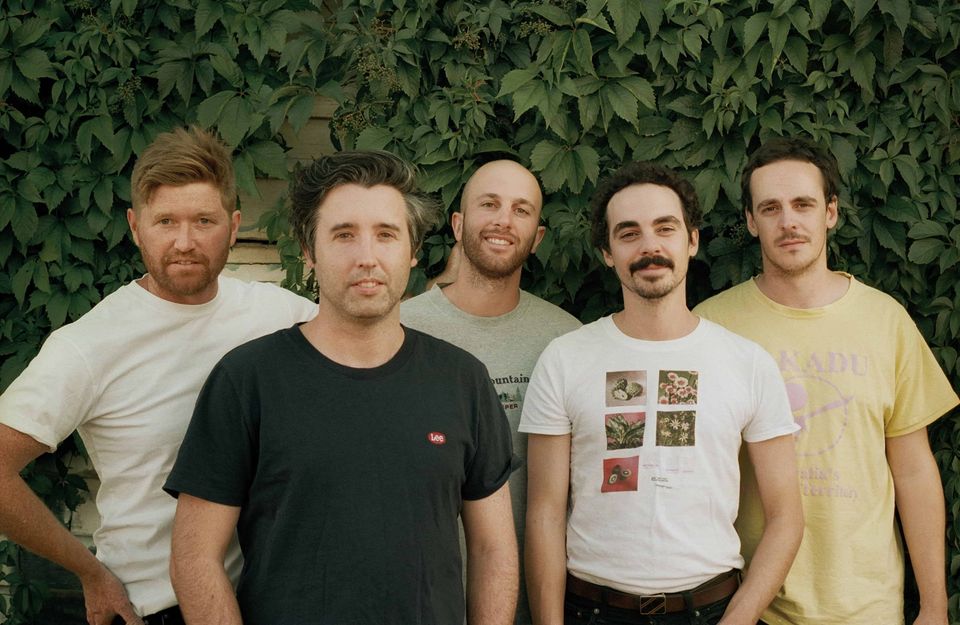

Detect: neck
754,264,849,308
615,288,698,341
299,309,405,368
441,262,522,317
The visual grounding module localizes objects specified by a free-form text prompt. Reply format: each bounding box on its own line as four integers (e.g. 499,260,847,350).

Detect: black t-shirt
165,326,515,625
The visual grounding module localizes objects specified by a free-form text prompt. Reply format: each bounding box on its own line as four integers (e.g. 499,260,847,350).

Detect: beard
622,255,683,300
461,227,538,280
141,246,228,300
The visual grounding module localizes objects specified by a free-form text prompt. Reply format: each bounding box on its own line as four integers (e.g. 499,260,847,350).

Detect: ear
825,195,839,229
745,209,759,237
229,210,241,247
126,208,141,247
451,212,464,242
530,225,546,253
602,247,614,268
688,228,700,257
301,245,314,271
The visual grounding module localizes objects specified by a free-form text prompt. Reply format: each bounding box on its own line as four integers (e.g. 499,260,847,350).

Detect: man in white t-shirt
402,160,581,623
0,127,316,625
520,161,803,625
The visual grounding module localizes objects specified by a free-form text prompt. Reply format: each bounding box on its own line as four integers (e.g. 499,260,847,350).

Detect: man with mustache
695,137,959,625
0,126,316,625
401,159,581,624
521,161,803,625
165,151,519,625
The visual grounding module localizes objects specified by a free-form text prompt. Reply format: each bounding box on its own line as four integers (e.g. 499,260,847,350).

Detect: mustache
163,253,207,265
629,256,674,272
776,235,809,245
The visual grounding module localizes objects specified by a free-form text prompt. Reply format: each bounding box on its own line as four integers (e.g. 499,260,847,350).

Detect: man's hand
80,564,143,625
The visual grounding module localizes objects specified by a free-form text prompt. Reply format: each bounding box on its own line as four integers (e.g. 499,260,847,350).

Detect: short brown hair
741,136,841,214
290,151,442,260
590,161,702,251
131,126,236,213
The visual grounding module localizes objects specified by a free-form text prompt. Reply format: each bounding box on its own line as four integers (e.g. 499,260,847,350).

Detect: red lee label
427,432,446,445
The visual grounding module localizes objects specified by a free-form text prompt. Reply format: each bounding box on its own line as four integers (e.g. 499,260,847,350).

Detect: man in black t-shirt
164,151,519,625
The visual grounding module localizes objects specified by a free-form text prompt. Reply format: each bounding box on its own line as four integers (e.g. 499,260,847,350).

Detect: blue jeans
564,592,731,625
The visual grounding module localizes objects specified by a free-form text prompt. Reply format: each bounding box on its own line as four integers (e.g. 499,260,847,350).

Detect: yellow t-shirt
695,274,959,625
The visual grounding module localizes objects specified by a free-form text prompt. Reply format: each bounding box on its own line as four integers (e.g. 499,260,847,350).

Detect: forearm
719,511,802,625
0,470,105,580
895,461,947,620
171,555,242,625
524,510,566,625
466,540,519,625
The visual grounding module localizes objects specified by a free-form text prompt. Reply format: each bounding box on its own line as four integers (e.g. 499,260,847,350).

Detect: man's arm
0,424,142,625
886,427,948,625
720,434,803,625
169,494,242,625
461,481,518,625
524,433,570,625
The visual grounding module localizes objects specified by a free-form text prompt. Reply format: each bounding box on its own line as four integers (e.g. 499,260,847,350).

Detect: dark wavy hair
290,151,442,260
741,136,841,213
590,161,701,251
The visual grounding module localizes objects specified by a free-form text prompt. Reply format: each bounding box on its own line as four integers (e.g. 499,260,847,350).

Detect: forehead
606,183,684,225
315,183,408,228
749,160,825,201
144,182,225,213
464,162,542,209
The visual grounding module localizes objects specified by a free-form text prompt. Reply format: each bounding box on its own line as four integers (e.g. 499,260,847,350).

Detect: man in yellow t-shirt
695,136,959,625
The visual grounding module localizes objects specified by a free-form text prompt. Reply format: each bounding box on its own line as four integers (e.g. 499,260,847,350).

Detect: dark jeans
564,592,731,625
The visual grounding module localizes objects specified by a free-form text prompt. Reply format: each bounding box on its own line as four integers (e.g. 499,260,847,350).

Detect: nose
491,204,513,228
354,233,378,268
778,206,799,231
173,223,196,252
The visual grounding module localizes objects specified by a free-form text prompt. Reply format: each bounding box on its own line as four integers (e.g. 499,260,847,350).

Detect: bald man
402,160,580,624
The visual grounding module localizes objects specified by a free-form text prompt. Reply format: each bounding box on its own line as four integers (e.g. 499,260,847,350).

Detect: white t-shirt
0,276,316,615
519,316,797,594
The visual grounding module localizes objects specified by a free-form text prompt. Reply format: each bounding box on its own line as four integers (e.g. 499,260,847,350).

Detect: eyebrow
611,216,681,233
475,193,536,209
329,222,403,232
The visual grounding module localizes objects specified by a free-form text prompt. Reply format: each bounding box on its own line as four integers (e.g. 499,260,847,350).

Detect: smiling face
746,159,838,278
602,183,699,302
453,160,545,281
126,182,240,304
306,183,417,324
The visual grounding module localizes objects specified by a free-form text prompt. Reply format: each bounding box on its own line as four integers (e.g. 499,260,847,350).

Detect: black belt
566,569,740,615
113,605,184,625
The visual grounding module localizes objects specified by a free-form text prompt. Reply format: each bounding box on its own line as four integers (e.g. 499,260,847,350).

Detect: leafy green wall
1,0,958,622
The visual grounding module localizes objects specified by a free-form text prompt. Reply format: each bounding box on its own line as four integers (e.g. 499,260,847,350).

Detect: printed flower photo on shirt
605,412,646,450
601,456,639,493
657,370,699,405
656,410,696,446
605,370,647,407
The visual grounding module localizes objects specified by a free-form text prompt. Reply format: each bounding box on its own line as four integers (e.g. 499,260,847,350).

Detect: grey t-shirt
401,286,581,623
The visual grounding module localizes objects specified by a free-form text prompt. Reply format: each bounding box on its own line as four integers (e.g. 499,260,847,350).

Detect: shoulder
221,277,313,306
694,281,753,317
696,318,771,363
405,326,491,376
399,287,442,319
519,291,581,328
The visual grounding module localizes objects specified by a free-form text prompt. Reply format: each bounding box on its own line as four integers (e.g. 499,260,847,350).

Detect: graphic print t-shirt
519,316,796,594
695,276,959,625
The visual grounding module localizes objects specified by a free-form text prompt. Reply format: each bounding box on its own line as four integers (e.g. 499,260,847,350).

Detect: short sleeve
0,335,97,451
163,361,256,505
461,367,517,501
518,341,572,435
887,313,959,436
742,347,800,443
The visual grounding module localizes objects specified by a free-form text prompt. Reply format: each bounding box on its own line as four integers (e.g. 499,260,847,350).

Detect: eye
198,217,212,225
619,231,639,240
378,230,398,240
479,200,497,209
334,231,353,240
514,206,530,216
158,218,172,225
